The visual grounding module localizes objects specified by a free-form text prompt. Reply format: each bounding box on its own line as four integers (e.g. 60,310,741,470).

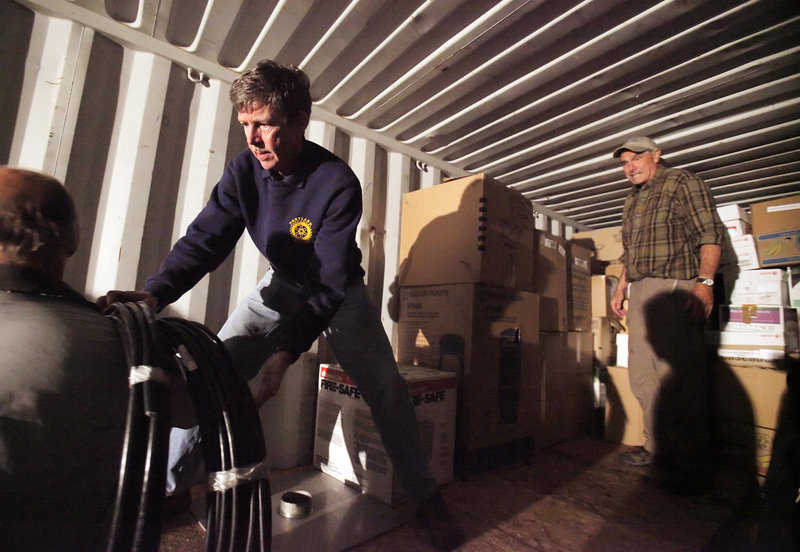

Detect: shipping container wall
0,1,445,347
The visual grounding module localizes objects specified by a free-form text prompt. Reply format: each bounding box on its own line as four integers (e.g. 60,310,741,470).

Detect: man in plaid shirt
609,137,726,493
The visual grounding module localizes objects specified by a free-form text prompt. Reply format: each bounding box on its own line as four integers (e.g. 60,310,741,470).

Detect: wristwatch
695,277,714,287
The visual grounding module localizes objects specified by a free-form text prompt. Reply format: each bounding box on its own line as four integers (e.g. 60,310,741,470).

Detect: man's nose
245,127,259,145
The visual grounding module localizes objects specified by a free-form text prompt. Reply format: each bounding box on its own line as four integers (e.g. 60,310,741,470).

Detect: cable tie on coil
209,459,270,492
129,365,169,386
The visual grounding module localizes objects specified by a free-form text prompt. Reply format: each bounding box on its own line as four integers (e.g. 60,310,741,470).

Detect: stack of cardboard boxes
571,225,644,446
709,194,799,480
395,173,594,471
531,228,595,450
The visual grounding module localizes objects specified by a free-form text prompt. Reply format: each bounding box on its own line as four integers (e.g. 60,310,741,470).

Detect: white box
725,268,789,306
724,219,752,238
719,305,798,333
313,363,457,506
790,267,800,308
615,333,629,367
250,353,317,470
717,204,751,224
708,330,795,368
730,234,760,270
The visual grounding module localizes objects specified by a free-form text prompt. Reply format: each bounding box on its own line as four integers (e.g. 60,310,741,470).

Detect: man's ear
64,220,80,258
297,110,310,131
651,149,662,163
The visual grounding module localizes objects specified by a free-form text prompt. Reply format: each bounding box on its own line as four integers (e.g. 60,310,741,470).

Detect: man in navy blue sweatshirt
98,60,464,550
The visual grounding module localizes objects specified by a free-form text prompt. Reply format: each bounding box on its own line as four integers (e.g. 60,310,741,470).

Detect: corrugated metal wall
1,1,578,346
0,1,454,345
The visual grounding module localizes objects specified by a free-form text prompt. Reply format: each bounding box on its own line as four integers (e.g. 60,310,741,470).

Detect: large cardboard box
568,244,592,331
398,173,534,290
604,365,645,446
750,194,800,267
250,353,317,470
397,284,541,460
571,226,623,263
712,362,787,480
534,230,568,331
712,362,786,429
313,364,456,506
535,331,594,449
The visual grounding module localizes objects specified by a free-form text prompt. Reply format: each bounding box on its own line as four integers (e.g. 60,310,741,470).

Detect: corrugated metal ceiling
22,0,800,229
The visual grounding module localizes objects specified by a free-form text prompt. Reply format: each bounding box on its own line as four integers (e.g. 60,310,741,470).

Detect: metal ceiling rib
27,0,800,228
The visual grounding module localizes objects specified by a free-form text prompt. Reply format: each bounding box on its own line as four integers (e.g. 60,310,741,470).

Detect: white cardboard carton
730,234,760,270
313,363,456,506
708,330,796,368
719,305,798,333
725,268,789,306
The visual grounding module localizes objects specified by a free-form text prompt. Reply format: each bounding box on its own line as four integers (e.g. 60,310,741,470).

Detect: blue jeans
167,268,437,502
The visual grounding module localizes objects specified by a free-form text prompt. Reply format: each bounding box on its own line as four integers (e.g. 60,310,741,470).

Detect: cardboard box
535,331,594,449
750,194,800,267
790,267,800,308
604,365,645,446
715,422,775,480
707,330,796,368
591,274,620,319
568,243,592,331
398,173,534,290
605,263,628,332
717,204,751,224
712,362,786,429
251,353,317,470
729,234,761,271
571,226,623,263
592,316,618,366
534,230,568,331
719,305,798,333
313,363,456,506
717,204,752,238
397,284,541,458
711,360,784,480
723,268,789,306
616,334,629,367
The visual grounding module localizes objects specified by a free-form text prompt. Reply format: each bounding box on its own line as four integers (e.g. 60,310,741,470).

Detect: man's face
238,102,308,174
619,149,661,186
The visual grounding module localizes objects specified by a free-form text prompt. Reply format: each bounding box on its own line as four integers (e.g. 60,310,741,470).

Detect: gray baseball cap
612,136,659,158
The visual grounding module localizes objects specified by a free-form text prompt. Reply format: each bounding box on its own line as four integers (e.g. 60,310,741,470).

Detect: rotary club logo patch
290,217,312,240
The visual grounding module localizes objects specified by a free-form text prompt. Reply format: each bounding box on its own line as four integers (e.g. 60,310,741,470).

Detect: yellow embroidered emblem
289,217,313,240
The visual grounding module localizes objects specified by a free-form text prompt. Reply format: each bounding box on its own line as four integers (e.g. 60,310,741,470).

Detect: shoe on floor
619,446,654,467
416,490,466,551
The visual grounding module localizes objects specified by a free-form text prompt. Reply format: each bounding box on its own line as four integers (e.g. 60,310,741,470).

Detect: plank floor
159,437,764,551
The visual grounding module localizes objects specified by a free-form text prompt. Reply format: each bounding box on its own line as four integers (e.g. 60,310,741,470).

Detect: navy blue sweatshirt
144,140,365,356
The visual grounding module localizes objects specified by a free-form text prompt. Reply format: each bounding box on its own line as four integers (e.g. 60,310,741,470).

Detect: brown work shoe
416,490,466,551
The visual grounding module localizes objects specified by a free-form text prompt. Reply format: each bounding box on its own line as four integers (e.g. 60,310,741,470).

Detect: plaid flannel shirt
621,164,725,281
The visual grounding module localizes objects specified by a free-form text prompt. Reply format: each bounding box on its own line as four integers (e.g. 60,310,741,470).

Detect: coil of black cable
106,301,172,552
158,317,271,552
